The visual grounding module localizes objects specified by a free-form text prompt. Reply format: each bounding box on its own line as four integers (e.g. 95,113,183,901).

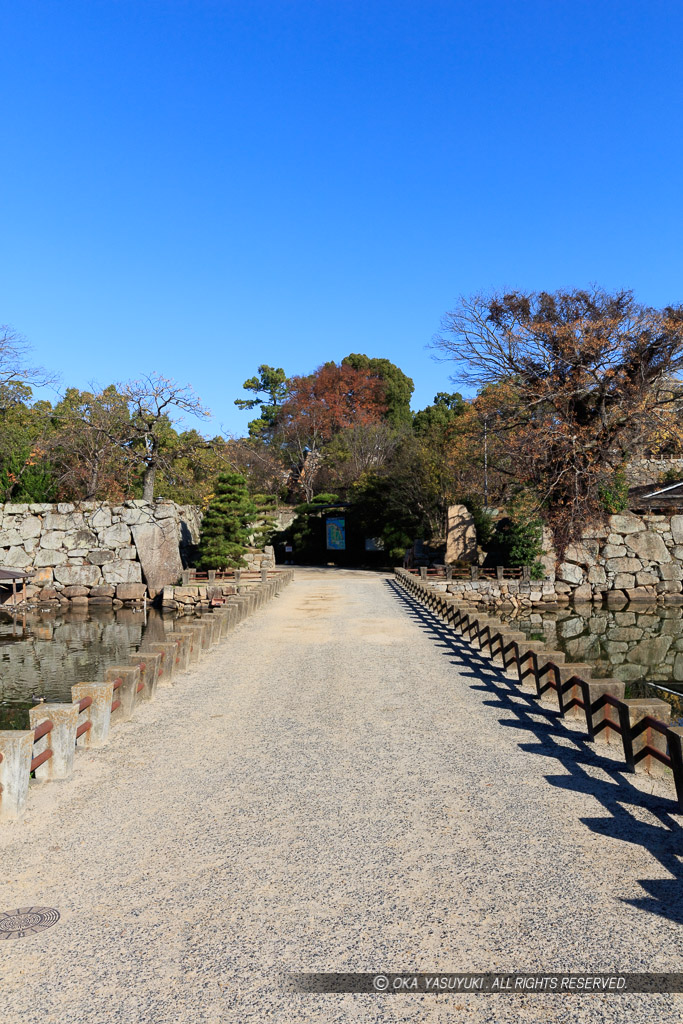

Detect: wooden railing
395,567,683,811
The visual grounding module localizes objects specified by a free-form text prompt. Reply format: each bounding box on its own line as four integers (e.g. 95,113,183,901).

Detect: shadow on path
386,579,683,927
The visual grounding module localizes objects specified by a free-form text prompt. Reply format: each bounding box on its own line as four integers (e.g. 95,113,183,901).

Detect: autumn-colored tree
434,288,683,547
341,354,414,427
275,363,388,499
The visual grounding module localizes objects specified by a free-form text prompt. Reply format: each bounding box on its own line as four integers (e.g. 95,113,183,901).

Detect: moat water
3,601,683,731
0,606,180,730
498,604,683,721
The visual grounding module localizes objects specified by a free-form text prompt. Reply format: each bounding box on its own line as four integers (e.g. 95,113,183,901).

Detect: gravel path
0,569,681,1023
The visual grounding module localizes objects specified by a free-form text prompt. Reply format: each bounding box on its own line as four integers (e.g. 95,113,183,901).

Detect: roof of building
629,481,683,511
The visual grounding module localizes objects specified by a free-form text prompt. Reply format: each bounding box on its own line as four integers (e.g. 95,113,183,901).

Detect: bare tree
121,374,211,502
432,288,683,545
0,325,55,389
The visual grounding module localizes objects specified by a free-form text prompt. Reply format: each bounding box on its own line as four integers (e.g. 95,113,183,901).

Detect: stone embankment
438,573,558,609
556,513,683,604
0,500,202,605
443,510,683,607
0,570,293,820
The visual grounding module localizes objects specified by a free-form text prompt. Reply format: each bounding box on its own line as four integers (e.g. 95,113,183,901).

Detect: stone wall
433,576,558,609
556,512,683,603
0,500,201,606
625,457,683,487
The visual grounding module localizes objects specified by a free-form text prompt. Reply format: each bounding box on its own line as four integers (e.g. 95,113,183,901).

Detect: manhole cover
0,907,60,940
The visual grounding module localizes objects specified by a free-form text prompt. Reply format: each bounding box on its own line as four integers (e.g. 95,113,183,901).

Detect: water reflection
500,603,683,720
0,606,178,730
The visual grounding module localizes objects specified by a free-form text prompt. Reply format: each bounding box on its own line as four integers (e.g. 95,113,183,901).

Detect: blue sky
2,0,683,435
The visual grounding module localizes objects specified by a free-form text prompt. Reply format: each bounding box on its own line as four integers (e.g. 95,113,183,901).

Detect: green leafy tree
341,354,414,427
234,365,288,439
196,472,257,569
487,492,545,578
412,392,466,436
48,385,132,500
249,492,278,549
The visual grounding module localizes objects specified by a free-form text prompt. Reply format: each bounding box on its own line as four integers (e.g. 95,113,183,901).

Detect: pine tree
196,472,257,569
249,492,277,550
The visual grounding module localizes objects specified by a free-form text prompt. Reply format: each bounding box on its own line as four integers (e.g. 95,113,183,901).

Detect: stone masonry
0,500,202,606
555,512,683,604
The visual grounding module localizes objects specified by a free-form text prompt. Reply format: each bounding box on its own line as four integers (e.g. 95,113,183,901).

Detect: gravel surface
0,568,681,1023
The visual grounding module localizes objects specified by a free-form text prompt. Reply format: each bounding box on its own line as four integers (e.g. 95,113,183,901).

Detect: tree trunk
142,463,157,502
85,462,99,501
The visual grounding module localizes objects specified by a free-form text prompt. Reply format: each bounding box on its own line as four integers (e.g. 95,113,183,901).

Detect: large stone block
39,531,66,549
116,545,137,560
2,546,32,567
18,515,41,539
89,584,115,597
624,587,657,602
131,521,182,597
67,529,98,549
659,562,683,581
624,531,671,563
153,502,177,520
100,523,132,547
565,633,601,661
121,508,151,526
609,514,643,535
54,564,103,587
605,557,642,573
88,507,112,530
559,617,585,639
3,504,29,514
0,529,23,547
626,636,673,666
445,504,477,564
602,543,627,559
614,573,636,589
102,559,143,585
582,523,609,539
608,626,643,641
33,548,68,567
86,549,115,565
671,516,683,545
557,562,584,585
563,540,599,565
657,579,683,593
43,511,84,531
116,583,147,601
32,566,54,586
587,565,607,585
603,640,629,656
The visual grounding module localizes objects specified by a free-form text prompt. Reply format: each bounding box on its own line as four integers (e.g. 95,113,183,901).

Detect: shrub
599,467,629,513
